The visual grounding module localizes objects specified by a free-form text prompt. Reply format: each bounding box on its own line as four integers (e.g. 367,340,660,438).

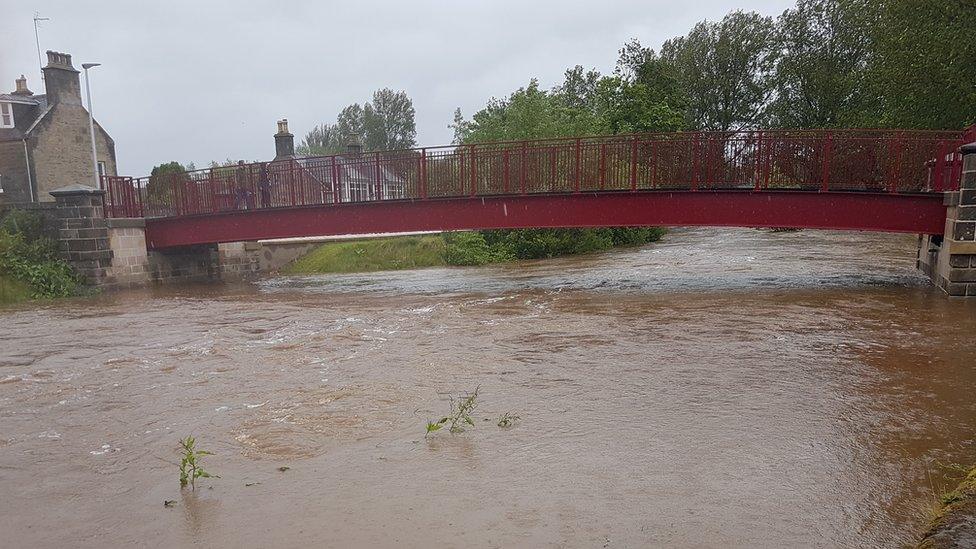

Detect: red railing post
549,147,557,192
458,147,465,197
375,153,383,200
470,145,477,197
331,157,340,204
574,138,582,193
598,143,607,190
650,139,658,189
502,149,510,194
890,131,905,193
821,131,833,192
630,136,638,192
419,149,428,199
519,142,527,194
691,133,700,191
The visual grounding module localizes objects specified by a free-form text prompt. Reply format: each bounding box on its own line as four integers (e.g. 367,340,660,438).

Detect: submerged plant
497,412,520,428
178,436,218,490
425,387,480,438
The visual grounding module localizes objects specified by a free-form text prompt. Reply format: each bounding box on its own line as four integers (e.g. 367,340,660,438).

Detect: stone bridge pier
50,185,263,287
917,143,976,296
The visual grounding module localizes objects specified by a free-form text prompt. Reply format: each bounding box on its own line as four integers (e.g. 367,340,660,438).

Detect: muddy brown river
2,228,975,548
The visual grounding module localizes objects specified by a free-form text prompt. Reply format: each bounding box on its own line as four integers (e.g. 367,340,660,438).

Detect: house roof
0,94,50,143
0,93,44,106
294,154,404,184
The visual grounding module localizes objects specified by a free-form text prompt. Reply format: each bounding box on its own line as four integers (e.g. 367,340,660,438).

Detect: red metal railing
103,128,971,219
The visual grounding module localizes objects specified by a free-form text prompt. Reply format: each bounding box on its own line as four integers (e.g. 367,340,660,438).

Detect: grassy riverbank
284,228,666,275
918,465,976,548
285,235,448,274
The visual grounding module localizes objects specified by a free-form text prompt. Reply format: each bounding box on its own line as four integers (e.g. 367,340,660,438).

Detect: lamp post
82,63,101,189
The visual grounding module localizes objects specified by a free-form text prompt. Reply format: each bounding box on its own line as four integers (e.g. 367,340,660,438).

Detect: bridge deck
142,190,947,249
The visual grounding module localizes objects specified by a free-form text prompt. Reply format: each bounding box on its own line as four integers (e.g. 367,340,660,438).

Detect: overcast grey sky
2,1,794,175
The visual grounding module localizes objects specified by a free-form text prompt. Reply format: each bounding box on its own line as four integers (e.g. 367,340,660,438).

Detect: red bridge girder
144,190,947,249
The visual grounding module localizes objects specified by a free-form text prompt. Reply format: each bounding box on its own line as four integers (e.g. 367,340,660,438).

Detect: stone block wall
217,241,262,280
917,143,976,296
50,185,114,286
106,219,150,287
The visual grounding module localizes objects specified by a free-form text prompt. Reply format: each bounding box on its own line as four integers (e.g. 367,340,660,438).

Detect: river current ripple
1,228,975,548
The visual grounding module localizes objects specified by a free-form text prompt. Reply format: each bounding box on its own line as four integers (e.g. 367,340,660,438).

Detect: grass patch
0,274,32,305
284,235,448,274
284,228,668,275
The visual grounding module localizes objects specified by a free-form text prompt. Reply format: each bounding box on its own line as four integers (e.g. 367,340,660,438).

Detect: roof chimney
274,118,295,160
346,135,363,155
42,51,82,106
11,75,33,96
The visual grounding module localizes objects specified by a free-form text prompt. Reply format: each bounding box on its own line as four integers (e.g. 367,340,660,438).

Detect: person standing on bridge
258,164,272,208
235,160,250,210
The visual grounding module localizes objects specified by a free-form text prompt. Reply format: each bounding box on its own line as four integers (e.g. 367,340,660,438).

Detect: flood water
2,228,975,548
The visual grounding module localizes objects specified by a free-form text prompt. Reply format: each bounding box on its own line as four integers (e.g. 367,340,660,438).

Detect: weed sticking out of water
425,387,479,438
178,436,218,490
497,412,520,428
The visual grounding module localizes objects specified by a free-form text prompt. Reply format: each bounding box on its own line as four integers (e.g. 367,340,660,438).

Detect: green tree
297,123,345,156
363,88,417,151
865,0,976,129
300,89,417,155
769,0,872,128
661,11,779,131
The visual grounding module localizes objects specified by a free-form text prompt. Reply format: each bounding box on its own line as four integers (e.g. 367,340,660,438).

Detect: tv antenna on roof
34,13,50,80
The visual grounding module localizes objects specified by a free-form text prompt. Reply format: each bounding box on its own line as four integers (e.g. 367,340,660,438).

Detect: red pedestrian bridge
103,128,973,250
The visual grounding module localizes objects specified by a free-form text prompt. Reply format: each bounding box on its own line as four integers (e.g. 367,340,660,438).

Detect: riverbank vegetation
918,464,976,548
0,211,82,304
284,227,665,274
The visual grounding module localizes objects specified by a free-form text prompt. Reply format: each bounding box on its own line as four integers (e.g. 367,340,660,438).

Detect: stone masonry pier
917,143,976,296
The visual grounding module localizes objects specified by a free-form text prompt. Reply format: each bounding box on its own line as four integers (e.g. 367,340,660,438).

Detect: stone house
0,51,117,204
273,119,406,202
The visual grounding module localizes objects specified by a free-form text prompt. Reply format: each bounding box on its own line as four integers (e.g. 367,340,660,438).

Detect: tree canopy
299,88,417,155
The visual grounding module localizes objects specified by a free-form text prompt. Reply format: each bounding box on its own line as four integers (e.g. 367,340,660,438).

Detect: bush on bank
454,227,667,264
286,227,667,274
0,210,82,302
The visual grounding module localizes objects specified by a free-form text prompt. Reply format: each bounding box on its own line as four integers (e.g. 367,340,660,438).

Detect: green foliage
1,209,53,242
497,412,520,428
478,227,664,261
442,232,512,266
426,387,480,438
147,161,191,207
0,274,32,305
863,0,976,129
299,88,417,155
178,436,218,490
0,211,81,300
661,10,779,130
769,0,873,128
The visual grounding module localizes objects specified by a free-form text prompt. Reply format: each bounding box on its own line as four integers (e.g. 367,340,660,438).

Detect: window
97,161,106,177
0,103,13,128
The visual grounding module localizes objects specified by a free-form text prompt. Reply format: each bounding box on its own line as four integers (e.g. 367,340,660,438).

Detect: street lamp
82,63,101,189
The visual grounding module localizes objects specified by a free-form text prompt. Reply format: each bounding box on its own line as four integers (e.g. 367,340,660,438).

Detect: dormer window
0,102,13,128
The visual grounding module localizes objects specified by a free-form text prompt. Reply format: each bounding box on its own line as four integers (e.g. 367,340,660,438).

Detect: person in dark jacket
258,164,272,208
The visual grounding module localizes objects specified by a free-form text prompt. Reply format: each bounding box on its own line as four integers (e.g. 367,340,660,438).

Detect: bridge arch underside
144,190,947,249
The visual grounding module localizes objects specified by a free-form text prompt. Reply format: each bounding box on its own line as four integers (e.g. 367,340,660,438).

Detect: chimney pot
42,50,82,106
346,135,363,155
274,118,295,160
12,75,33,96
